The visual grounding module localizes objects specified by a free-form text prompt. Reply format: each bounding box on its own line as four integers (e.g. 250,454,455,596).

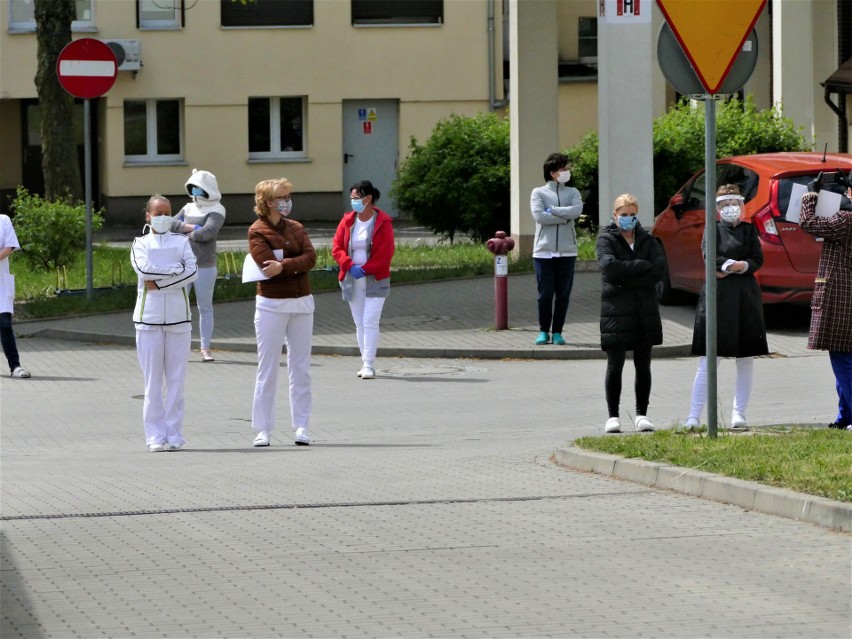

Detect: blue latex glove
193,224,202,230
350,265,367,279
545,207,552,214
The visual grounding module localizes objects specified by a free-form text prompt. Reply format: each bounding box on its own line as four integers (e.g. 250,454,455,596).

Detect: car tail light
754,204,783,245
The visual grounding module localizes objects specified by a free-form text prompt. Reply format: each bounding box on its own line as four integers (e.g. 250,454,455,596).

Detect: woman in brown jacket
248,178,317,447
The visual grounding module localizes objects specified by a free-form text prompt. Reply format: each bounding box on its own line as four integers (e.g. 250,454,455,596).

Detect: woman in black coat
596,193,665,434
686,184,768,430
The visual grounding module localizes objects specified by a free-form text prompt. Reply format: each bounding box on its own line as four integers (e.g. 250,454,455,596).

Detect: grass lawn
573,427,852,502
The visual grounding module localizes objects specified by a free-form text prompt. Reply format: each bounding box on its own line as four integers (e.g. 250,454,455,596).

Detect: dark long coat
691,221,769,357
596,223,664,351
800,192,852,352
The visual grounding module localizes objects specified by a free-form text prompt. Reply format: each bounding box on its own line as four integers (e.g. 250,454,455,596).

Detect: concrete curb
554,446,852,533
31,328,694,361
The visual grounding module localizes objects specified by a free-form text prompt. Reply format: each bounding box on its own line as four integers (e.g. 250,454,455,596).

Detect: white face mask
719,205,742,223
556,170,571,184
149,215,172,234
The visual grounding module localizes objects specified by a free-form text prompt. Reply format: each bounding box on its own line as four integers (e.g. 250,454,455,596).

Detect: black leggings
605,344,653,418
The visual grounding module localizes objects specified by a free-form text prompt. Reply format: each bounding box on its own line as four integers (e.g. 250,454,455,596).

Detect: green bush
10,186,103,272
391,112,510,243
567,96,809,217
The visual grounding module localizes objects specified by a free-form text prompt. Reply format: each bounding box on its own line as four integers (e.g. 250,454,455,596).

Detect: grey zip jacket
530,181,584,256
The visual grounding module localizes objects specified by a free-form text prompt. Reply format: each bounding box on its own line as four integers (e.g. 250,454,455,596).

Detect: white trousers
689,356,754,420
136,327,191,446
252,306,313,433
188,266,216,350
348,278,386,368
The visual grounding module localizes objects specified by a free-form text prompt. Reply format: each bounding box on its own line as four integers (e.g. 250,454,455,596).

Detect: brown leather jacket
248,216,316,299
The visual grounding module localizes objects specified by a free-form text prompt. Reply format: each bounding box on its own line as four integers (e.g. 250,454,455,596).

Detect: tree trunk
34,0,82,201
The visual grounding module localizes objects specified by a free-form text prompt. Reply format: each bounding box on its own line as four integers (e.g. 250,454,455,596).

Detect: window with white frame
9,0,94,32
351,0,442,25
221,0,312,28
124,99,183,163
139,0,182,30
248,97,306,159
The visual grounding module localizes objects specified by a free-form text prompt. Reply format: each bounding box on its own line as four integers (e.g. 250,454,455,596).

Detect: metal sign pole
704,97,718,438
84,98,93,301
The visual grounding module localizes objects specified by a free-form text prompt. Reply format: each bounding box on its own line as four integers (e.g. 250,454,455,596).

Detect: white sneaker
201,349,214,362
164,443,182,452
685,417,700,428
635,415,655,432
253,431,270,447
604,417,621,434
731,412,748,430
11,366,30,379
294,427,311,446
148,443,165,452
359,366,375,380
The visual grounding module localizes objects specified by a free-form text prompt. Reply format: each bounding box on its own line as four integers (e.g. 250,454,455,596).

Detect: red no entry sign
56,38,117,99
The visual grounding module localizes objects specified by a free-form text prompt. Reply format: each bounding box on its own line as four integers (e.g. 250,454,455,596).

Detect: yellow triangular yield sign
656,0,766,94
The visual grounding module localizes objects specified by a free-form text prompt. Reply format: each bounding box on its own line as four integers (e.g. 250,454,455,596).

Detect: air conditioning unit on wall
100,39,142,72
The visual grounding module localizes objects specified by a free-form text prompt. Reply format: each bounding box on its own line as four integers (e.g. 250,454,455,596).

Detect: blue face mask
351,198,366,214
617,215,638,231
191,186,207,198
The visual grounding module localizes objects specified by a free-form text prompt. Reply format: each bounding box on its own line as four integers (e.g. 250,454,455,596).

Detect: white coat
0,215,21,315
131,230,198,326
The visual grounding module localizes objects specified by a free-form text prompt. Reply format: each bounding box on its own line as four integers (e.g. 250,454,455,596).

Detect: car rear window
775,175,816,221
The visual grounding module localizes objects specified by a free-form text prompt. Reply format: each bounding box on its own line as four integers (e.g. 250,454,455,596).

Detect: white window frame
123,99,184,165
139,0,181,30
248,96,307,161
8,0,95,33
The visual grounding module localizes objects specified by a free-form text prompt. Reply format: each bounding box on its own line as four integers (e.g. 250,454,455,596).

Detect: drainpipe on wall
488,0,509,112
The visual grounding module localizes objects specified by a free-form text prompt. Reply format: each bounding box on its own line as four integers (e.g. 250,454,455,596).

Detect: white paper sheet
785,183,807,223
242,249,284,283
815,190,842,218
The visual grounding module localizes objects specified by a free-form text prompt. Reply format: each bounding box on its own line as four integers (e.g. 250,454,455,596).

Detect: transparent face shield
716,194,744,223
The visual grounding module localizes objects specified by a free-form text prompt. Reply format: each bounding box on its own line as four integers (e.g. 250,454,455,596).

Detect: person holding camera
800,171,852,431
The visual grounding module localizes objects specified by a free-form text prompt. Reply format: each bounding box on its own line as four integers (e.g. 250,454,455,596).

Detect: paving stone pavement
2,274,850,638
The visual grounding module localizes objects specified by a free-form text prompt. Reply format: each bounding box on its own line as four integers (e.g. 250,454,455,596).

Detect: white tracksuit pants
689,356,754,420
348,277,386,368
136,327,191,446
252,305,313,434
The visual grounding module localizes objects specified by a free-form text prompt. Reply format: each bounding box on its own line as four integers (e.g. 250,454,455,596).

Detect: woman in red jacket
332,180,395,379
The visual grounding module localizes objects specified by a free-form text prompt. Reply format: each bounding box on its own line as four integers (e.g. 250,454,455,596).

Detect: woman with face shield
130,195,198,451
686,184,768,430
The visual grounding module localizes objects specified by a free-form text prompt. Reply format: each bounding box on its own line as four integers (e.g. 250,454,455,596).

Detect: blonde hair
254,178,293,218
613,193,638,213
716,184,741,197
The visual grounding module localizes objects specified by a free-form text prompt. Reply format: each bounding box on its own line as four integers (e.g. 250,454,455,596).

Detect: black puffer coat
596,222,665,351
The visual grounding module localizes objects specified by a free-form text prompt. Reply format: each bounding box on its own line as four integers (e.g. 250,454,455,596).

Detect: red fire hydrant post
485,231,515,330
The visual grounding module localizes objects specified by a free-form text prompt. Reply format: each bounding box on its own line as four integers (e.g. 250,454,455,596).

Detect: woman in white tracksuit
132,195,198,452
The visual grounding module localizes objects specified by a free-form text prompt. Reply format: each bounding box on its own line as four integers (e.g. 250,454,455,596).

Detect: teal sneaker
551,333,566,345
535,331,549,345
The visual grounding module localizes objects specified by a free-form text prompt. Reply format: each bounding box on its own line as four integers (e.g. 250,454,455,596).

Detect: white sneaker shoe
11,366,30,379
201,349,214,362
359,366,375,380
731,412,748,430
164,443,182,452
294,427,311,446
148,443,165,452
635,415,655,432
685,417,700,428
253,431,270,447
604,417,621,434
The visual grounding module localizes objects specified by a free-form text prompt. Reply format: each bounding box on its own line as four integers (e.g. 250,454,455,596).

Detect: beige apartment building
0,0,849,225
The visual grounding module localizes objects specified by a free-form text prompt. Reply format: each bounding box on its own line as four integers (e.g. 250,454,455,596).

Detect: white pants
188,266,216,350
348,278,386,368
689,356,754,420
252,306,313,434
136,327,191,446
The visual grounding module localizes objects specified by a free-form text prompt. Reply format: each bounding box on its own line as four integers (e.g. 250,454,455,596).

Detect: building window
139,0,182,30
352,0,443,25
578,16,597,62
9,0,94,32
124,99,183,163
248,97,306,159
221,0,312,28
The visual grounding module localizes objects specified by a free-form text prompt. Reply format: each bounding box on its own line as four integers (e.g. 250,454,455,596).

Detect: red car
651,152,852,305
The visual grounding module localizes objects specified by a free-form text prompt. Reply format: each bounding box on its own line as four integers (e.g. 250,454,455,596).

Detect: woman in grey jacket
529,153,584,345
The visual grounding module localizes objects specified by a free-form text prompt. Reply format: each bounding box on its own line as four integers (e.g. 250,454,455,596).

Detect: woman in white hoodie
172,169,226,362
132,195,198,452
